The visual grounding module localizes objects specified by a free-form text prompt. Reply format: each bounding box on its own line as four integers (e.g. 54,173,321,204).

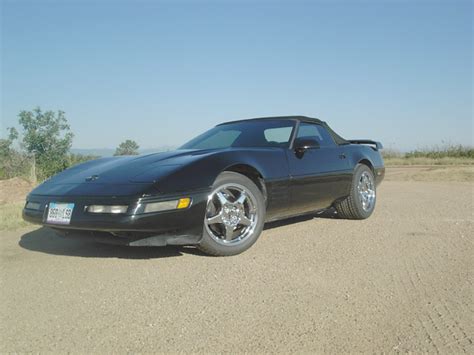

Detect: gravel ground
0,179,472,353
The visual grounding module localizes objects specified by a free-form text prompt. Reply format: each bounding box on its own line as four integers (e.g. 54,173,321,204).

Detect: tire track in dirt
394,234,473,353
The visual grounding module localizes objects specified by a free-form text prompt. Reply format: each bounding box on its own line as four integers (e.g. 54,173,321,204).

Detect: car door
285,122,352,214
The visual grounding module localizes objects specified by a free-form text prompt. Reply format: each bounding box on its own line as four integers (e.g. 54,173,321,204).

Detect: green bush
0,150,99,183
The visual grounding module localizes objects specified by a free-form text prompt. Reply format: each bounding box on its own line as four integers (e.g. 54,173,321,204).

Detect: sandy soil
0,172,473,353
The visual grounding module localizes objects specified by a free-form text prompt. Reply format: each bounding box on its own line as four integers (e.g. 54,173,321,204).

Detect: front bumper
22,189,210,246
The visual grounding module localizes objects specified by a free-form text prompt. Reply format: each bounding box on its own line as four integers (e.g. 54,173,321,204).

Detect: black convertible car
23,116,384,256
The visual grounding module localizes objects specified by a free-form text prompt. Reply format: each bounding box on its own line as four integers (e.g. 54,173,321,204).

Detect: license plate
47,202,75,225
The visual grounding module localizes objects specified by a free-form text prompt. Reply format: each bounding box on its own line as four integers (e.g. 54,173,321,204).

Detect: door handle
339,153,346,159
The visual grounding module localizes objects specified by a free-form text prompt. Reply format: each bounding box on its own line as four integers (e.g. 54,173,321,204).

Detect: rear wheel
198,172,266,256
335,164,376,219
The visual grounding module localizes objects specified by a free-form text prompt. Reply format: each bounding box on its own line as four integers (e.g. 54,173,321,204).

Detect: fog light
87,205,128,214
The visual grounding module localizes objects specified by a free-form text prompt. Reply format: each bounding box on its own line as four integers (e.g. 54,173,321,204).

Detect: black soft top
219,115,349,145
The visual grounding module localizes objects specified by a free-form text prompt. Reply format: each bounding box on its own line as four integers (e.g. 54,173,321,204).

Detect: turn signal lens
177,198,191,209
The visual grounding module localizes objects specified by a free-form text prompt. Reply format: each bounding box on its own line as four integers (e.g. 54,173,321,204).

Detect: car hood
48,149,213,184
29,149,214,196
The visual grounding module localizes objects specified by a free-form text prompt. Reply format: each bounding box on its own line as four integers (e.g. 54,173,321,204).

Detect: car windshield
179,120,296,150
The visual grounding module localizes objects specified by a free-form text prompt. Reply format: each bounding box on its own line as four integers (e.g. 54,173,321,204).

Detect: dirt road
1,178,472,353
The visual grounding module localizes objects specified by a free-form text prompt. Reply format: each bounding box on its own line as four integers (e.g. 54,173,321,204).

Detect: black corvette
23,116,385,256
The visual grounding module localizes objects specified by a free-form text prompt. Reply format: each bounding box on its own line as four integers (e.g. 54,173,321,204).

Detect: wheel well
358,159,374,173
224,164,267,201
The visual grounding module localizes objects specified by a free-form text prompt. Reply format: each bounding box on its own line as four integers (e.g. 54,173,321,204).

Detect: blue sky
1,0,472,150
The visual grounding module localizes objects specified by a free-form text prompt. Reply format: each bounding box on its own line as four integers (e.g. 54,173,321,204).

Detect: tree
0,127,18,159
14,107,74,180
114,139,140,156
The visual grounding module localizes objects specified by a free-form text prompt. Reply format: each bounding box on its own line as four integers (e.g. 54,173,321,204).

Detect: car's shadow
19,228,199,259
19,209,338,259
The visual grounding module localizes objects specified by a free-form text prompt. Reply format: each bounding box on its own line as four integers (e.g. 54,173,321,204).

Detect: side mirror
294,138,320,158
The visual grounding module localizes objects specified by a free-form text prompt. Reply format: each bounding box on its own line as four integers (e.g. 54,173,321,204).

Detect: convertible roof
219,116,349,145
219,115,325,125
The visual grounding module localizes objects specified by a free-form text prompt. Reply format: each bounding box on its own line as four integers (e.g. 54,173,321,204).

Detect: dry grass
0,177,34,231
0,202,31,231
382,145,474,166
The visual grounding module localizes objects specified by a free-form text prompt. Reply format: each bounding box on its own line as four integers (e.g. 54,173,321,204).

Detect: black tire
335,164,376,220
198,172,266,256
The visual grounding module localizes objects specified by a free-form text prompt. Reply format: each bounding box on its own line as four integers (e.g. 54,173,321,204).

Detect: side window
296,123,336,148
264,126,293,145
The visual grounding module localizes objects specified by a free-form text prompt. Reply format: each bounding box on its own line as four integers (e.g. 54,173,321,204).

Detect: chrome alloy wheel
357,171,376,211
204,183,258,245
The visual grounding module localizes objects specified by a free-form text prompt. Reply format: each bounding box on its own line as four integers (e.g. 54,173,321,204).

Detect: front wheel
335,164,377,219
198,172,266,256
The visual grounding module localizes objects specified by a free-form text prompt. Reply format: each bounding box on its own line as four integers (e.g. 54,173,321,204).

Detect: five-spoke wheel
199,172,265,256
205,183,258,245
